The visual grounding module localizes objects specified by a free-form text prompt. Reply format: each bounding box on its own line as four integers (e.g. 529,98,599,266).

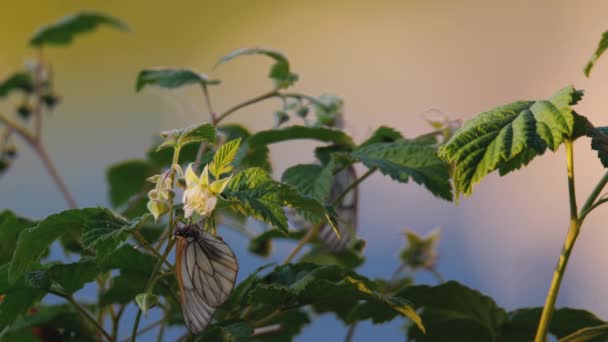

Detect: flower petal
185,163,199,187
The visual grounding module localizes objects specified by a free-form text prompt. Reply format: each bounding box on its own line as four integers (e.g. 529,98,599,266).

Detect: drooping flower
182,163,231,219
146,169,176,222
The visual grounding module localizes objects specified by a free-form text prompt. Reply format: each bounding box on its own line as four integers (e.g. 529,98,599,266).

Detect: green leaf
0,73,33,98
398,281,507,341
561,324,608,342
359,126,404,147
0,264,46,329
29,11,128,47
135,68,220,92
47,261,100,294
248,230,306,257
353,140,452,200
585,31,608,77
9,208,131,282
106,159,156,208
135,293,159,316
588,126,608,167
281,162,334,202
252,309,310,342
217,47,298,89
219,124,272,172
80,211,144,262
0,211,35,265
226,168,340,234
100,273,148,305
247,125,354,148
156,123,216,151
439,86,583,197
314,94,343,127
209,138,242,178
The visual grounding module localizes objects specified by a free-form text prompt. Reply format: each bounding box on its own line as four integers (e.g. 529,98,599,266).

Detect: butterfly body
174,223,239,334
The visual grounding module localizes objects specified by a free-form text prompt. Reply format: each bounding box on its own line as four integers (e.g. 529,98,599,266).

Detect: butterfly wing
176,231,239,334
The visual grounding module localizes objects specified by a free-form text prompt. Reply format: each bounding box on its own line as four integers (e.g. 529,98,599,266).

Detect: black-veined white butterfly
174,223,239,334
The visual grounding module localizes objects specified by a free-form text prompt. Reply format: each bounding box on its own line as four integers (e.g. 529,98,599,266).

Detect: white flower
182,164,231,218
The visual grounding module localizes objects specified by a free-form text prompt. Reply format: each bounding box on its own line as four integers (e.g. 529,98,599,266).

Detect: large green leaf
0,73,33,98
135,68,220,92
398,281,507,341
226,168,340,234
588,126,608,167
585,31,608,77
9,208,130,282
209,138,242,178
0,211,35,265
106,159,156,208
352,140,452,200
439,86,583,197
359,126,404,147
217,47,298,89
281,162,334,202
23,261,101,295
29,11,128,47
194,322,253,342
219,124,271,172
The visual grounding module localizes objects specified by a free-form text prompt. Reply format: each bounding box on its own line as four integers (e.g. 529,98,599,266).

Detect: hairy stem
579,171,608,222
215,90,278,124
534,139,580,342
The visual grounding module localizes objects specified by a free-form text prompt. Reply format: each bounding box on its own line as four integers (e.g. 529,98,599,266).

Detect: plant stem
132,231,173,269
48,289,113,341
332,167,376,206
283,223,322,264
112,304,126,341
215,90,278,124
579,171,608,222
344,323,358,342
534,139,580,342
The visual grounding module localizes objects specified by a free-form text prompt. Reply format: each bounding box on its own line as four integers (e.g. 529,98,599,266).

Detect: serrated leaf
585,31,608,77
100,273,148,306
135,68,220,92
281,161,334,202
439,86,583,197
588,126,608,167
157,123,216,151
209,138,242,178
247,125,354,148
48,261,100,294
359,126,404,147
0,211,35,265
226,168,340,234
398,281,507,341
252,309,310,342
219,124,272,172
106,159,156,207
217,47,298,89
353,140,452,200
135,293,159,316
0,73,33,98
194,321,253,342
29,11,128,47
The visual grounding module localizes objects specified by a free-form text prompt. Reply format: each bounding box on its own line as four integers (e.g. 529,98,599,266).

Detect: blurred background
2,0,608,340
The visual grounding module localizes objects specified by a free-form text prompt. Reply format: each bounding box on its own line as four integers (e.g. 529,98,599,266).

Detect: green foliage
156,123,216,152
217,47,298,89
353,140,452,200
585,31,608,77
195,322,253,342
247,125,355,147
29,11,128,47
439,86,584,197
209,138,242,178
588,126,608,167
226,167,340,234
135,293,159,316
0,264,47,329
107,159,156,207
0,211,35,265
135,68,220,92
219,124,271,171
281,161,334,202
0,73,33,98
359,126,404,147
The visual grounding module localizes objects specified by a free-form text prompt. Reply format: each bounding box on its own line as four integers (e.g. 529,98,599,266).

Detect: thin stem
215,90,278,124
345,323,358,342
332,167,376,206
283,223,322,264
112,304,126,341
534,139,580,342
48,289,113,341
122,317,165,342
201,84,216,124
428,268,445,283
579,171,608,222
0,113,36,145
34,142,78,208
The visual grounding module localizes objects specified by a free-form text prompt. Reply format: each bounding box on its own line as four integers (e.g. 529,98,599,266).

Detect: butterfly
174,223,239,334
